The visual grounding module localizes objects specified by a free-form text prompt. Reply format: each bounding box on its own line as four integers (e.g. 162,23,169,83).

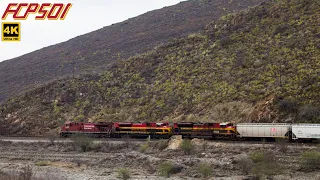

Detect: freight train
60,121,320,142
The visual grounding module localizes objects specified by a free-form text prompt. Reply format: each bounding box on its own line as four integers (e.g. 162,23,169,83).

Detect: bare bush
19,165,33,180
276,141,289,153
0,165,32,180
45,131,58,145
236,156,254,175
123,135,133,151
202,141,208,153
72,158,84,167
150,139,168,151
0,166,67,180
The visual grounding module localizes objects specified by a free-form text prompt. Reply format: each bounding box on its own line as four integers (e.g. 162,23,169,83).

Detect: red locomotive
173,122,236,139
112,122,172,138
59,121,237,139
60,121,113,137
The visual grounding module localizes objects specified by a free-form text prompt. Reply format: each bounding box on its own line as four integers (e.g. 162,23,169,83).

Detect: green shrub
117,168,131,180
74,114,85,122
219,36,234,47
273,24,290,35
180,139,194,155
250,151,282,178
158,162,173,178
35,161,50,166
91,142,104,152
300,151,320,171
139,143,149,153
187,33,207,40
197,162,212,178
250,151,265,163
277,99,298,114
298,105,320,123
236,156,254,175
71,134,93,152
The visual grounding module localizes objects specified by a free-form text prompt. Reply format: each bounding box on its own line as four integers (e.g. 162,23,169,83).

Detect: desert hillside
0,0,265,104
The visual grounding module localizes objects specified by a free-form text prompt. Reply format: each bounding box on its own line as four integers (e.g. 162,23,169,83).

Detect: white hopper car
236,123,320,141
292,124,320,140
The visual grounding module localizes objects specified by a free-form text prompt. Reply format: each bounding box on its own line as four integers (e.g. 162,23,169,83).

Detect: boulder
191,138,205,146
165,135,182,150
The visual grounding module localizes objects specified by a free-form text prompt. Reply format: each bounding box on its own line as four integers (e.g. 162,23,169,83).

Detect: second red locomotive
60,121,237,139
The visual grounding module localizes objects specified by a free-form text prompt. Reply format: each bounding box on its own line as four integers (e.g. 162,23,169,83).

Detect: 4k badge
2,22,20,42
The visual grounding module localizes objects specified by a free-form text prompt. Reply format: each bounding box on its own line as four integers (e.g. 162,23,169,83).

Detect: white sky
0,0,186,62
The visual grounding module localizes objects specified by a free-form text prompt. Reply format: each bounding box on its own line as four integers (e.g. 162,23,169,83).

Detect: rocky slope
0,0,265,104
1,0,319,135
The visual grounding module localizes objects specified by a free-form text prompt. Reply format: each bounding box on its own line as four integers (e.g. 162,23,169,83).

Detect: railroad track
0,136,150,143
1,136,318,146
0,151,123,161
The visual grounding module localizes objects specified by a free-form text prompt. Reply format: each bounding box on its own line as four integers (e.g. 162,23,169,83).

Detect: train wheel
60,132,69,138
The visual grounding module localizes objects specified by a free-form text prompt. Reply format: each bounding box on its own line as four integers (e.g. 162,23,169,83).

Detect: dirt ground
0,137,319,180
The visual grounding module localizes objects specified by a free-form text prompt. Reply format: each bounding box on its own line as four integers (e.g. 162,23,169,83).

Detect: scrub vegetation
0,0,319,135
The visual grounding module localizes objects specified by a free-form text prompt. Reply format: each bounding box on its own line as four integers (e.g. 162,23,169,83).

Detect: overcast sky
0,0,186,62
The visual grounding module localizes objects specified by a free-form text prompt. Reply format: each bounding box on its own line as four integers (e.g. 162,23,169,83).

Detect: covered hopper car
236,123,291,141
292,124,320,140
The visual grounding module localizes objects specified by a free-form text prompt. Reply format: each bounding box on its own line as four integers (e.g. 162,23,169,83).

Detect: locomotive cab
214,122,237,139
220,122,234,127
60,122,71,137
